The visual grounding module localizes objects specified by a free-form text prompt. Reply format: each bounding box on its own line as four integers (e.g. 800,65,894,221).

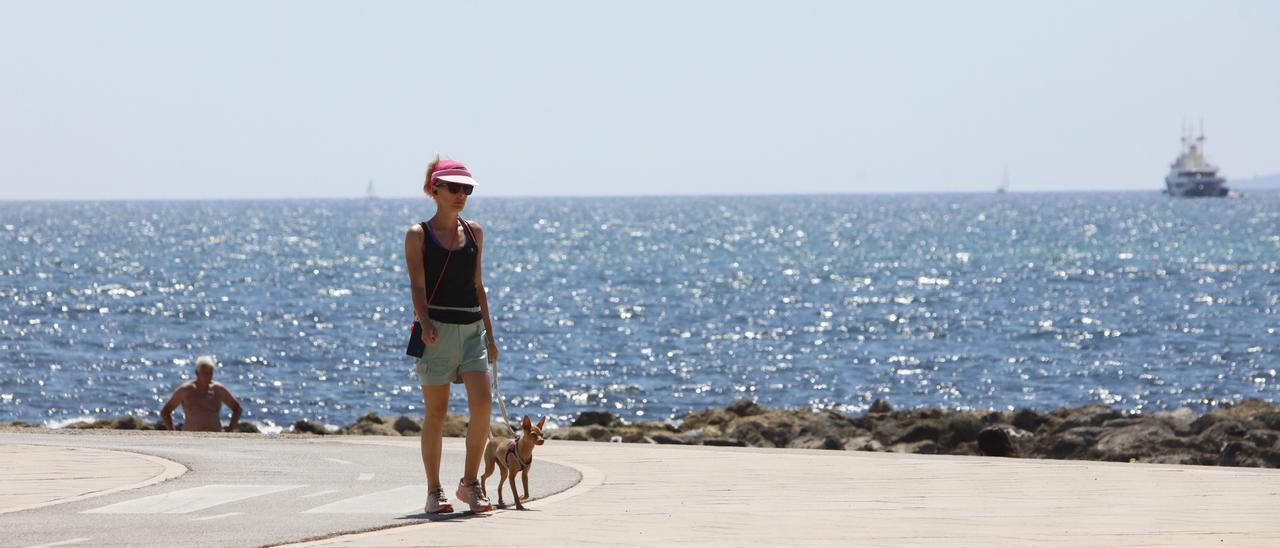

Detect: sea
2,192,1278,431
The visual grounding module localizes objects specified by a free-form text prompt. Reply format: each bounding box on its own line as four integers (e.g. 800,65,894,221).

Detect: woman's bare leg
458,371,492,480
420,383,450,489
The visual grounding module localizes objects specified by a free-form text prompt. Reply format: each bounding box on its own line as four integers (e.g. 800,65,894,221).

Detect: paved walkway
0,432,577,547
291,439,1280,547
0,443,186,515
5,434,1280,546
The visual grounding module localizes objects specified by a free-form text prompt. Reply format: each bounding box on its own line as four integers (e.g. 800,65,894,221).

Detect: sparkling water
2,192,1277,427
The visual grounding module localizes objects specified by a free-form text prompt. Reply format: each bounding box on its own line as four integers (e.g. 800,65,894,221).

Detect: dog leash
491,363,519,437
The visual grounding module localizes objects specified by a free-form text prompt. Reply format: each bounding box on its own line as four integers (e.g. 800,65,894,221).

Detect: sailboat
996,165,1010,193
364,179,377,200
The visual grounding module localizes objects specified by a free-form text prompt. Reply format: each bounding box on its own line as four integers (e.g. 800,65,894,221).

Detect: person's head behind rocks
977,427,1020,457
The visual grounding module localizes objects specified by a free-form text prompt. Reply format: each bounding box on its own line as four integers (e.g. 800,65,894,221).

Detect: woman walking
404,156,499,513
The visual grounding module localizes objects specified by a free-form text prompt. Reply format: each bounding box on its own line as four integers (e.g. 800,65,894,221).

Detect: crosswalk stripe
299,489,340,499
191,512,241,521
82,484,303,514
357,473,374,481
301,485,421,514
23,538,90,548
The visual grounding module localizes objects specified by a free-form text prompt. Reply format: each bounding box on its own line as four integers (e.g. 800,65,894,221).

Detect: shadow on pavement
396,511,494,522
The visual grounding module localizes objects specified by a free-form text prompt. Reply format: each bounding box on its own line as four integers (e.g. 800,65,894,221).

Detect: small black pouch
406,321,425,358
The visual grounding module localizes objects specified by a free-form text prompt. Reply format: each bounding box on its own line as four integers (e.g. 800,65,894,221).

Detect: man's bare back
161,357,242,432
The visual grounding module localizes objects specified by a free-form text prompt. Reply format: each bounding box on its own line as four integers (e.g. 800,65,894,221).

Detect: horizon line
6,185,1279,204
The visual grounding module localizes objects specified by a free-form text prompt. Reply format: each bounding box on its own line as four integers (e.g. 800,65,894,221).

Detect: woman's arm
471,222,500,370
404,224,436,344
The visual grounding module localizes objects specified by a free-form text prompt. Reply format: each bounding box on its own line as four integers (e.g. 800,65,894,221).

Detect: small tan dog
481,415,546,510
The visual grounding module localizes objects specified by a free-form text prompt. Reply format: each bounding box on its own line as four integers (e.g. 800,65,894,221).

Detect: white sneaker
455,478,492,513
425,486,453,514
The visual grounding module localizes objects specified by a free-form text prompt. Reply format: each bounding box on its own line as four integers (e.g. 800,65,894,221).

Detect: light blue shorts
414,320,489,385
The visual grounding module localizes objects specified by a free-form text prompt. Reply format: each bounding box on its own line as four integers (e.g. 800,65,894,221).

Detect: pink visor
429,159,478,189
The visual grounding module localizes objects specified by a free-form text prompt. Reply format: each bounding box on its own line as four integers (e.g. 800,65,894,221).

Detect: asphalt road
0,431,580,547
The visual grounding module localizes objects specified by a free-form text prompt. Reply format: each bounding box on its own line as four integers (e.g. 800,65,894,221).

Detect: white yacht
1165,127,1228,197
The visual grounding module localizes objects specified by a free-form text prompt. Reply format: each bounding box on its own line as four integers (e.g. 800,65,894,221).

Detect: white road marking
302,485,421,514
82,484,303,514
357,473,374,481
23,538,90,548
299,489,340,499
191,512,242,521
324,458,352,465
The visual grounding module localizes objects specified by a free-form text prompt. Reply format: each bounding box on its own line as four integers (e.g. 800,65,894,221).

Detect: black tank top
420,219,481,324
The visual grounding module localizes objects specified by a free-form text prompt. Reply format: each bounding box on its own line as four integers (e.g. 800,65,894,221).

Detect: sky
1,1,1277,200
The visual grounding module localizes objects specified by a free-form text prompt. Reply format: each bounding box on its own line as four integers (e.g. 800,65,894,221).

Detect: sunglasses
436,182,474,196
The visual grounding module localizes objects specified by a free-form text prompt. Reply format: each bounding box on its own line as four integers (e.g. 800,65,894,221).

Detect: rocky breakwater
547,398,1280,469
10,399,1280,469
1,412,499,438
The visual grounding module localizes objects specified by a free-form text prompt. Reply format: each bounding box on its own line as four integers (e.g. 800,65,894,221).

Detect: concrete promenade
0,431,577,547
0,443,186,515
5,432,1280,547
291,439,1280,547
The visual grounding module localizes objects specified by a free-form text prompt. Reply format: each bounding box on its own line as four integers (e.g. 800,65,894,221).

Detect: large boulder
976,427,1021,457
894,421,943,445
702,438,747,447
681,408,736,432
67,419,114,429
1254,412,1280,431
942,413,985,448
1190,419,1252,452
1137,452,1218,466
1219,441,1266,467
545,425,613,442
585,425,613,441
1093,419,1175,461
726,399,766,417
292,419,328,435
888,440,940,454
1011,409,1050,432
649,433,689,445
551,428,590,442
617,430,649,443
1187,413,1259,436
730,419,796,448
869,417,915,446
343,413,399,436
1150,408,1198,435
392,416,422,435
572,411,620,427
789,410,865,443
1211,399,1280,421
1246,430,1278,449
232,422,261,433
844,435,884,452
868,399,893,414
788,434,844,450
443,414,470,437
1036,426,1104,460
1050,405,1123,434
111,416,149,430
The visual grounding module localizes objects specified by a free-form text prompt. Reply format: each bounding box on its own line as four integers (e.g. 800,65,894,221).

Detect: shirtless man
161,356,243,432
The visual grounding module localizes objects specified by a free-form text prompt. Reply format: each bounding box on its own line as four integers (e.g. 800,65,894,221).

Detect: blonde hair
423,153,444,195
195,355,215,375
